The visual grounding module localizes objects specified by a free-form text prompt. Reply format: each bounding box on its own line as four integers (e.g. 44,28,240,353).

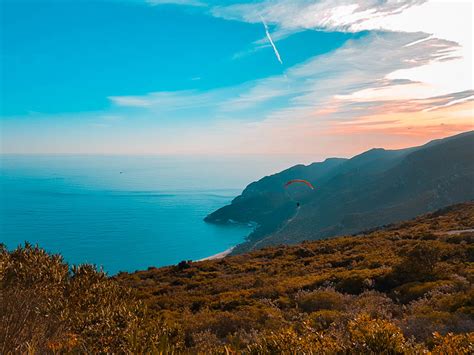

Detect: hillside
206,131,474,253
2,203,473,353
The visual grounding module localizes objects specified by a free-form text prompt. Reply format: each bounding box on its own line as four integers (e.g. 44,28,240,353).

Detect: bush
308,310,345,331
392,243,442,284
394,281,454,303
246,325,344,354
2,203,474,352
431,332,474,354
351,291,400,319
295,288,347,313
348,315,412,354
0,243,182,353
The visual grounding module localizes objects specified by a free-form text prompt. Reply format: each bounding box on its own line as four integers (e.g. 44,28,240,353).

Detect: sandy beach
198,246,235,261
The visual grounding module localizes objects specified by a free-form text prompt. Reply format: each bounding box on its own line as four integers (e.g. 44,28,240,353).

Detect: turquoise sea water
0,155,301,274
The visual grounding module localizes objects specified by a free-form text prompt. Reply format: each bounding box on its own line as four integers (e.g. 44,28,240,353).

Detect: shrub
348,315,412,354
308,310,345,331
246,325,344,354
351,291,400,319
392,243,442,284
0,243,182,353
394,280,454,303
431,332,474,354
2,203,474,352
0,243,69,353
295,288,347,313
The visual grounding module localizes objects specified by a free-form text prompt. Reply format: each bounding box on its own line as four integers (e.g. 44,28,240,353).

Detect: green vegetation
2,203,473,353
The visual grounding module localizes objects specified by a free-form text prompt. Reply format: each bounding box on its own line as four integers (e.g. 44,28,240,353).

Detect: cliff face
205,131,474,253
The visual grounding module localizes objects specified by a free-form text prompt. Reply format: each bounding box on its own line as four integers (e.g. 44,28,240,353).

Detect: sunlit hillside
2,203,473,353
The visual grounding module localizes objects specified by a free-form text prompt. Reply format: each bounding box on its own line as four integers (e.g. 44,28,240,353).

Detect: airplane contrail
260,16,283,65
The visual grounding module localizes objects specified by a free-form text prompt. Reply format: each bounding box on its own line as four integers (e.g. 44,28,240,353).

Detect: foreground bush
1,203,473,353
0,243,183,353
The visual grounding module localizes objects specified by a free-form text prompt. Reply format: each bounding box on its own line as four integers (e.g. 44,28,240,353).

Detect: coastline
198,246,235,261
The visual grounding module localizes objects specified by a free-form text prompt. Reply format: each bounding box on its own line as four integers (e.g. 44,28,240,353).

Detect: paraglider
284,179,315,190
284,179,315,208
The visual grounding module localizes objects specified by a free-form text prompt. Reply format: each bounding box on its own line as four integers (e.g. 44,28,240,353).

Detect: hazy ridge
206,131,474,253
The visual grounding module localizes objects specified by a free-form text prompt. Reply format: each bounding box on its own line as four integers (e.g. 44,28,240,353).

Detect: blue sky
2,0,359,116
1,0,472,156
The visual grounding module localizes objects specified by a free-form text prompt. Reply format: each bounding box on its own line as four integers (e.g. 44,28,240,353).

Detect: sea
0,155,305,274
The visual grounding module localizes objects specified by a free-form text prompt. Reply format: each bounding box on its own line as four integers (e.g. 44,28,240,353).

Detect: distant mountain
205,131,474,252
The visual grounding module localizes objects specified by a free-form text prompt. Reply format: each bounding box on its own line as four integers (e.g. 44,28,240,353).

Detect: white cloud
110,91,206,109
108,96,152,107
422,92,474,113
212,0,472,109
358,0,473,102
109,29,464,122
11,0,469,155
211,0,427,33
140,0,471,112
105,0,472,155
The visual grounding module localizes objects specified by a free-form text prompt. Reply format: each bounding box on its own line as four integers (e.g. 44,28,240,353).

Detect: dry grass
1,202,473,353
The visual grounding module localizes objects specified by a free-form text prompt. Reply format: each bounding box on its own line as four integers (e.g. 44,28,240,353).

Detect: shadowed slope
206,131,474,252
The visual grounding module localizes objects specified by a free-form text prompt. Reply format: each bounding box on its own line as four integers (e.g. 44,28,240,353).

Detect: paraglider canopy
284,179,315,190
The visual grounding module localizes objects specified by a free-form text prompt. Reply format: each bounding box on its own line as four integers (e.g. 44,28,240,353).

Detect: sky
1,0,473,160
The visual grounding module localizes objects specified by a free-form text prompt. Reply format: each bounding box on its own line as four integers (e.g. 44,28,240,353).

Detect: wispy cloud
5,0,471,156
422,91,474,112
101,1,472,157
213,0,472,102
211,0,427,34
109,90,220,110
109,29,464,121
108,96,152,108
260,15,283,64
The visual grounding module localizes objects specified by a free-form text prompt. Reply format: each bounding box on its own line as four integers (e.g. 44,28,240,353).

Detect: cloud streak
260,16,283,64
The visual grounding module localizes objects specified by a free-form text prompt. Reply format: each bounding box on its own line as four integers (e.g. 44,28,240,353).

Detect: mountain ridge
205,131,474,253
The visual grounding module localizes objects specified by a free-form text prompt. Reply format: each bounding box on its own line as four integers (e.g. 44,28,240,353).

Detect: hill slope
206,131,474,252
118,202,474,352
3,203,473,352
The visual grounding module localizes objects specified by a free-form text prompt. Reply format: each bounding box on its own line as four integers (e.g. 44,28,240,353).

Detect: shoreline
198,246,235,261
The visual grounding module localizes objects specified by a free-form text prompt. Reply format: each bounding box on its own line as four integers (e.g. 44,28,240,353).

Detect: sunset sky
1,0,473,158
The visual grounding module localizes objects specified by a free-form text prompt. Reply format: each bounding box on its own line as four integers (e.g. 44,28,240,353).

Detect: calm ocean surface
0,155,303,274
